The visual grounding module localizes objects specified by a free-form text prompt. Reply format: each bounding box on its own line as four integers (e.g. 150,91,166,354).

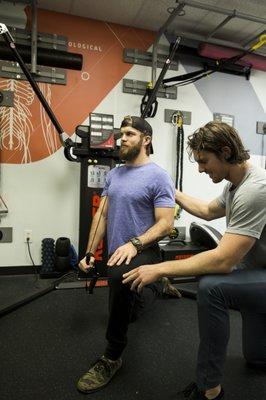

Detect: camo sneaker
161,277,182,298
77,355,122,393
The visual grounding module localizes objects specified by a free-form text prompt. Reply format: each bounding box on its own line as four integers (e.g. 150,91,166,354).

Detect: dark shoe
77,355,122,393
176,382,225,399
161,277,182,298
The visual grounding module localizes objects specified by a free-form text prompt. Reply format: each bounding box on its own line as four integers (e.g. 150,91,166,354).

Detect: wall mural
0,79,34,163
0,7,155,164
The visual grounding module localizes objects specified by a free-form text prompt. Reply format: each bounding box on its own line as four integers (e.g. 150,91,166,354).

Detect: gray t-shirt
216,164,266,269
102,162,175,255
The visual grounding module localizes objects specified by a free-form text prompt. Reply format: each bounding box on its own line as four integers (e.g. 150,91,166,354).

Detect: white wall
250,70,266,113
0,151,80,266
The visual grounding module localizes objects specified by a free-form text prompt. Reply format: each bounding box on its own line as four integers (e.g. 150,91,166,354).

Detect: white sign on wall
87,165,110,188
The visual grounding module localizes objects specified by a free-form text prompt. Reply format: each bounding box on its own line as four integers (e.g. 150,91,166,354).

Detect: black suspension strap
172,111,184,192
141,36,181,119
163,68,207,84
140,82,158,118
163,34,266,88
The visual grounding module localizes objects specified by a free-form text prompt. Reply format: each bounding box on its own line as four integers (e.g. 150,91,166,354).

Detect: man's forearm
175,190,209,219
156,248,231,278
86,212,107,254
138,219,172,247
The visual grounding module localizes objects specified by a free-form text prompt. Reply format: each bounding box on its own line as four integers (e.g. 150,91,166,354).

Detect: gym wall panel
0,7,155,164
180,59,266,156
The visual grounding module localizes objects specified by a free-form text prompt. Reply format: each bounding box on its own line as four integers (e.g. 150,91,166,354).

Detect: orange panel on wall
0,8,155,164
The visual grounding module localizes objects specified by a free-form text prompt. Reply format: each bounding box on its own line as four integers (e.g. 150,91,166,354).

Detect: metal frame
0,60,67,84
151,0,266,84
123,48,178,70
176,0,266,25
123,78,177,99
31,0,37,73
173,0,266,50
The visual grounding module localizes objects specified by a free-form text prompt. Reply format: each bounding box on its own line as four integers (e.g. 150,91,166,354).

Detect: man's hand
78,254,95,273
107,242,137,267
122,264,161,292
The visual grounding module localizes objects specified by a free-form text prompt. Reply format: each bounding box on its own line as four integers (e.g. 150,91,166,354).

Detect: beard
119,138,143,161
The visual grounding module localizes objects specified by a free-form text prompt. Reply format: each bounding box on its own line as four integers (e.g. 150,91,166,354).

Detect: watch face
130,237,143,252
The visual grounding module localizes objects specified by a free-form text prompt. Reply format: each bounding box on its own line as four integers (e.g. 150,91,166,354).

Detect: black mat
0,287,265,400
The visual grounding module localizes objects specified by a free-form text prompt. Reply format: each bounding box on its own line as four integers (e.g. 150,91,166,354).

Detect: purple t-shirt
101,162,175,255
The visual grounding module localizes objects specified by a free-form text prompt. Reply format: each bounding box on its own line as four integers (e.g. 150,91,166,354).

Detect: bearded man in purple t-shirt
77,115,178,393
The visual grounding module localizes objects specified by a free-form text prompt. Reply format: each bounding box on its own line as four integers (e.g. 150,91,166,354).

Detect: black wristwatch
129,237,144,254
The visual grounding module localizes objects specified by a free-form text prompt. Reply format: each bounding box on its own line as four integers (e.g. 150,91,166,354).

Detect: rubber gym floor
0,274,265,400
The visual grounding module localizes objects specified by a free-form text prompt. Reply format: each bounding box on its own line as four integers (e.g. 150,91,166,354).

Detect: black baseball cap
120,115,154,154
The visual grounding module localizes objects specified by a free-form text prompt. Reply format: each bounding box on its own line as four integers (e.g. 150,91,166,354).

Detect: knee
107,261,140,287
197,275,224,305
107,266,124,285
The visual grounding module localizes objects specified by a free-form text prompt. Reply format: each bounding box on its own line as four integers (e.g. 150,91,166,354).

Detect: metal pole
176,0,266,24
31,0,37,74
0,23,71,146
151,2,185,86
206,12,236,39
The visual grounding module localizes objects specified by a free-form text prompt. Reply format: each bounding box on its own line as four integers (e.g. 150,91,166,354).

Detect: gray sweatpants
196,269,266,390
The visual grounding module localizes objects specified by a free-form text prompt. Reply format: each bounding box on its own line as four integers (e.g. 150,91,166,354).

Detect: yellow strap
177,117,183,127
177,111,183,127
174,204,181,219
251,34,266,51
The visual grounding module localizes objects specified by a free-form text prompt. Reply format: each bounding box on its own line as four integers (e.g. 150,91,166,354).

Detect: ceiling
36,0,266,55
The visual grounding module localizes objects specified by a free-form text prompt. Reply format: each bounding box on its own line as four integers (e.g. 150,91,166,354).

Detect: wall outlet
24,229,33,243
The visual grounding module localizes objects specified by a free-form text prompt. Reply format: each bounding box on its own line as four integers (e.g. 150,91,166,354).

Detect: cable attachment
140,82,158,118
85,252,100,294
0,23,9,35
171,110,184,127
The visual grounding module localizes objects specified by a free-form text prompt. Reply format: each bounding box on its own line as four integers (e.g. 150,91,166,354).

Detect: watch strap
129,237,143,253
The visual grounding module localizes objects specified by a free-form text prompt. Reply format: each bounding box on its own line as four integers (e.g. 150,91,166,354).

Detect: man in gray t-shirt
77,116,177,393
124,122,266,400
217,163,266,270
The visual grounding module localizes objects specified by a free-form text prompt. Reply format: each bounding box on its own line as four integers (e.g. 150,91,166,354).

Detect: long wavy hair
187,122,250,164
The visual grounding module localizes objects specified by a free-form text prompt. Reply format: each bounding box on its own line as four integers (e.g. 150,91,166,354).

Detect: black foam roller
40,238,55,273
55,255,71,272
55,237,71,257
0,43,83,70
